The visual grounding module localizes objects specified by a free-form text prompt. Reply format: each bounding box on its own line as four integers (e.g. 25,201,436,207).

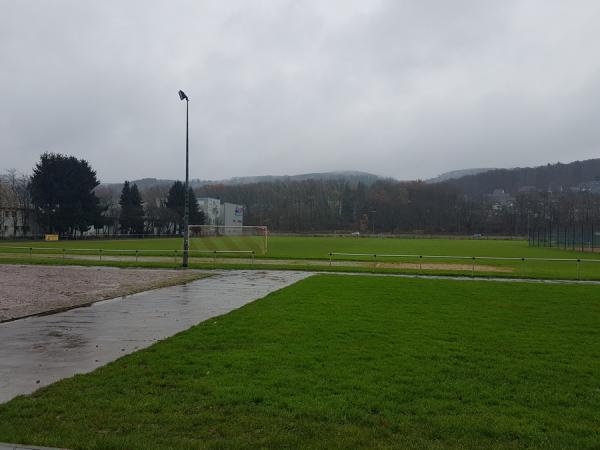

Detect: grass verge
2,236,599,280
0,254,595,282
1,275,599,449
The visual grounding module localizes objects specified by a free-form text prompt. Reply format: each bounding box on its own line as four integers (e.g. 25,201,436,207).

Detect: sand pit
0,264,207,322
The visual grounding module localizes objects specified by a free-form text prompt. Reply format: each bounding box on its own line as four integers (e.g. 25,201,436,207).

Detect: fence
2,245,600,280
0,246,256,264
529,225,600,252
328,252,600,280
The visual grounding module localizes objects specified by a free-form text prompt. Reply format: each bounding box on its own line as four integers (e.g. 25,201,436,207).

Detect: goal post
188,225,268,254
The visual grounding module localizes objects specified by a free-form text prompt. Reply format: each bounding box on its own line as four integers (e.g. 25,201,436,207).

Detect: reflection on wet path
0,270,312,403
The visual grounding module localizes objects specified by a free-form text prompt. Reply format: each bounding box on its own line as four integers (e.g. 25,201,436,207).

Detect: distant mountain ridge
99,159,600,196
445,159,600,195
427,168,495,183
101,171,384,191
218,170,383,185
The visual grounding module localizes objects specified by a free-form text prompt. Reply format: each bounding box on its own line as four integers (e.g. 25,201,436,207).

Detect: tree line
448,159,600,196
1,153,204,237
117,179,205,235
197,178,600,236
3,152,600,237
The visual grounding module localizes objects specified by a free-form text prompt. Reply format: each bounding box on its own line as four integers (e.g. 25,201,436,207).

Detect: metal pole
183,98,190,268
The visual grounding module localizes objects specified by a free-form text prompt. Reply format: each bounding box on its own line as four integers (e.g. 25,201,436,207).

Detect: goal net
188,225,268,254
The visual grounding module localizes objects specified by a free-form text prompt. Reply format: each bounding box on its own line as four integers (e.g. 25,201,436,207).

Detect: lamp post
179,90,190,267
370,210,376,235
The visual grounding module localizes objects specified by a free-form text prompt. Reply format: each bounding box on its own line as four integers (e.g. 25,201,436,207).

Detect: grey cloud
1,0,600,182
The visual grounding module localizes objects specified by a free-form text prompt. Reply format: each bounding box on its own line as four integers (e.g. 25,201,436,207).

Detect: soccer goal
188,225,268,254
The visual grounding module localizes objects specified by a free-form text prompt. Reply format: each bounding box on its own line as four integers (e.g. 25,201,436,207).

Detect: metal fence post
419,255,423,272
577,259,581,280
329,252,332,266
135,250,139,262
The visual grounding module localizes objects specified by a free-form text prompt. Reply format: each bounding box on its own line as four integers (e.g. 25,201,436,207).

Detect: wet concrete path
0,270,312,404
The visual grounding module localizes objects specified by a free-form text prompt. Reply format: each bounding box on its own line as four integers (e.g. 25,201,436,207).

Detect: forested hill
426,168,494,183
447,159,600,195
101,171,383,191
221,171,383,185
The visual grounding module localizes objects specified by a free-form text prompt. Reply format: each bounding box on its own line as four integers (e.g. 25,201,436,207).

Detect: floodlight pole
180,90,190,268
370,210,376,234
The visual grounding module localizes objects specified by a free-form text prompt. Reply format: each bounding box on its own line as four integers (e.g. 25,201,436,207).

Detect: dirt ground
0,265,207,322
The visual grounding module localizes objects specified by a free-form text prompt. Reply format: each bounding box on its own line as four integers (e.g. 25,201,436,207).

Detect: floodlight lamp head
178,90,188,101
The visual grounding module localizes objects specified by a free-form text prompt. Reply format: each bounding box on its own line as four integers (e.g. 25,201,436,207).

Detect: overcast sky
2,1,600,183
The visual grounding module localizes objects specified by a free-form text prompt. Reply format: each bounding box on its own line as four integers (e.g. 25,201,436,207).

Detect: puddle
0,270,312,403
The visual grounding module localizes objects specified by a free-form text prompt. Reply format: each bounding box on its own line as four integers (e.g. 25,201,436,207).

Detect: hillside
427,168,494,183
101,171,383,191
446,159,600,195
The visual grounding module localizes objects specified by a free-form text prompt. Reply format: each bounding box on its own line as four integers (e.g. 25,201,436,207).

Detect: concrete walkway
0,443,66,450
0,270,311,404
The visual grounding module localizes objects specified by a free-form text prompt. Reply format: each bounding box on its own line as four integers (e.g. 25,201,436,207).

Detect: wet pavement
0,444,66,450
0,270,312,404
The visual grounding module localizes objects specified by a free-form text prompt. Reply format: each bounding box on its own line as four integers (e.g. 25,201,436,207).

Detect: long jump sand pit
0,264,207,322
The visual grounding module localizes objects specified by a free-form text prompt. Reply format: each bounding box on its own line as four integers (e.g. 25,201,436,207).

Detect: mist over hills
445,159,600,195
426,168,495,184
98,158,600,197
101,171,384,191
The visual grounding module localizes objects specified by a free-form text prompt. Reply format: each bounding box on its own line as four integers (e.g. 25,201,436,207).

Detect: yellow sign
45,234,59,241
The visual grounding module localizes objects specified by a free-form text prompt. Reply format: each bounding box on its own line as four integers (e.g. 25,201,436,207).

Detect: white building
197,197,222,225
197,198,244,227
220,202,244,227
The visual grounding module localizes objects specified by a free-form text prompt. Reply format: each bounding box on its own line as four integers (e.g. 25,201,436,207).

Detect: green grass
1,275,599,449
1,236,599,280
1,236,596,259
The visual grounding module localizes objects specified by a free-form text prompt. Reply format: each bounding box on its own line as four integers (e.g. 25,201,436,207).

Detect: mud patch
0,264,207,322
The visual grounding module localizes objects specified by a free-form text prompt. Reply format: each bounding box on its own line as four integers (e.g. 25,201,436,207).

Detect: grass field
1,235,595,259
1,236,599,280
2,236,597,259
0,275,598,449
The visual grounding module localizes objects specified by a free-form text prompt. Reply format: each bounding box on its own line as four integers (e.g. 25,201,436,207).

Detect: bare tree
0,169,31,236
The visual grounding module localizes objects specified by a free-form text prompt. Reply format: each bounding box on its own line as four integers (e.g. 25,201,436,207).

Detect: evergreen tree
188,188,205,225
166,181,204,233
29,152,102,235
119,181,145,234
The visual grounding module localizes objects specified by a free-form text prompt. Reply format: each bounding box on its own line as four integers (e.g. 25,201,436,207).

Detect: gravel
0,264,206,322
